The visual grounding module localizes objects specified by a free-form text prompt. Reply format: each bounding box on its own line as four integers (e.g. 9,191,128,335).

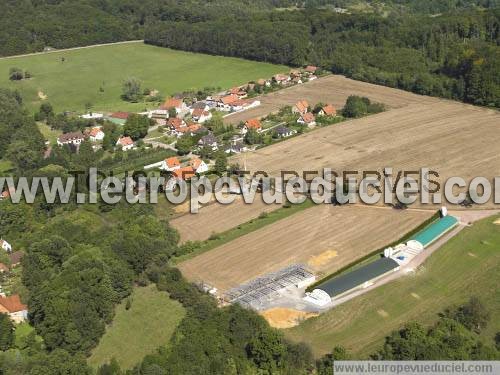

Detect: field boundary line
0,40,144,60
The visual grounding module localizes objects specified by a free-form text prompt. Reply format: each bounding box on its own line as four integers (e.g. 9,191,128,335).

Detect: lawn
0,41,287,113
37,122,62,145
285,214,500,358
88,285,185,370
0,159,13,174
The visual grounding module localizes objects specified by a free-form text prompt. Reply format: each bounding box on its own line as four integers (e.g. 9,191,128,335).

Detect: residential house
217,94,239,111
191,108,212,123
80,112,103,120
297,112,316,126
231,99,261,112
0,239,12,253
161,157,181,171
0,295,28,323
318,104,336,117
189,158,209,174
242,118,262,135
0,187,15,201
257,78,271,87
292,76,303,84
57,131,85,146
190,101,210,113
198,134,219,151
116,136,134,151
89,127,105,142
304,65,319,74
224,142,247,154
274,126,295,138
9,251,24,267
0,263,9,273
164,166,196,191
229,87,247,99
292,100,309,114
161,97,188,115
273,74,290,85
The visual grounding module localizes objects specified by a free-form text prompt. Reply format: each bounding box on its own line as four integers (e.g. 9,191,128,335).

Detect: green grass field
0,41,286,113
88,285,185,370
285,214,500,358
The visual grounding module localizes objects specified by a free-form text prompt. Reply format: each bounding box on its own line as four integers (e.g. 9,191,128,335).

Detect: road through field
178,205,433,292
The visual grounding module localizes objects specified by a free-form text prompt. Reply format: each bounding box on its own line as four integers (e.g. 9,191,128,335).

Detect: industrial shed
410,215,458,247
313,257,400,301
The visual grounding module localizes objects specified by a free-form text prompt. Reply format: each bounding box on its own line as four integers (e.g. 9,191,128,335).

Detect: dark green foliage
244,128,263,145
0,313,14,351
374,299,500,360
214,151,227,175
9,67,25,81
176,134,195,155
122,77,142,103
123,114,152,140
342,95,384,118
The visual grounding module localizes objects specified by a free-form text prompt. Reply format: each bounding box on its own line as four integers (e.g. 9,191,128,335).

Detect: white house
80,112,104,120
116,136,134,151
0,295,28,323
161,97,189,115
57,131,85,146
274,126,295,138
160,157,181,171
0,239,12,253
189,158,209,174
89,127,105,142
191,108,212,123
297,112,316,126
241,119,263,135
198,134,219,151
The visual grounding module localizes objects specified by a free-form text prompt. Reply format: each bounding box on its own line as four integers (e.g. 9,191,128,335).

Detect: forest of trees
1,1,499,106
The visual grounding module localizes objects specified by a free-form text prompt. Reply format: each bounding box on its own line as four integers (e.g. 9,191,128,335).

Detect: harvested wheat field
171,195,282,243
260,308,319,329
223,74,433,125
231,98,500,207
178,205,433,292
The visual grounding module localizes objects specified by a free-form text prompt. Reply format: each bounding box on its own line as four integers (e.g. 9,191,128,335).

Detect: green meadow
88,285,185,370
0,41,286,113
286,214,500,358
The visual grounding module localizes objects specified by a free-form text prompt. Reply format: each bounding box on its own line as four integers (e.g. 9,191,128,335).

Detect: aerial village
51,65,340,182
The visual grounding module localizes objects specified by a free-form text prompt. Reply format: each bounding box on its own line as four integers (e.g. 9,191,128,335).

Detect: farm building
304,215,459,307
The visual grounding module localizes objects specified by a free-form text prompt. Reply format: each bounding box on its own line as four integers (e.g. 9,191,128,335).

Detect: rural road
0,40,144,60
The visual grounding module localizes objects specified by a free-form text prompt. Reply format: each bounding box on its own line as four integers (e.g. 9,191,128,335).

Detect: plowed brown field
178,205,433,292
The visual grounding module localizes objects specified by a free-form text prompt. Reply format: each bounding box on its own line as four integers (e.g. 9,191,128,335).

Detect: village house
317,104,336,117
89,127,105,142
164,166,196,191
217,94,239,111
191,108,212,123
257,78,271,87
0,294,28,323
229,87,247,99
57,131,85,146
161,97,188,115
198,134,219,151
189,158,209,174
273,74,291,85
0,263,9,273
190,101,210,113
116,136,134,151
274,126,296,138
292,100,309,114
9,251,24,267
224,142,247,154
241,118,263,135
0,239,12,253
304,65,319,75
292,76,303,84
297,112,316,126
161,157,181,171
80,112,103,120
0,187,15,201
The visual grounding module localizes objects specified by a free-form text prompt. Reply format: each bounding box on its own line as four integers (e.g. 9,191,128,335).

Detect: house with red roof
0,295,28,323
89,127,105,142
293,100,309,114
0,263,9,273
116,136,134,151
273,74,291,85
217,94,239,111
160,97,188,115
304,65,318,74
242,119,263,135
161,157,181,172
189,158,209,174
318,104,336,117
191,108,212,123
